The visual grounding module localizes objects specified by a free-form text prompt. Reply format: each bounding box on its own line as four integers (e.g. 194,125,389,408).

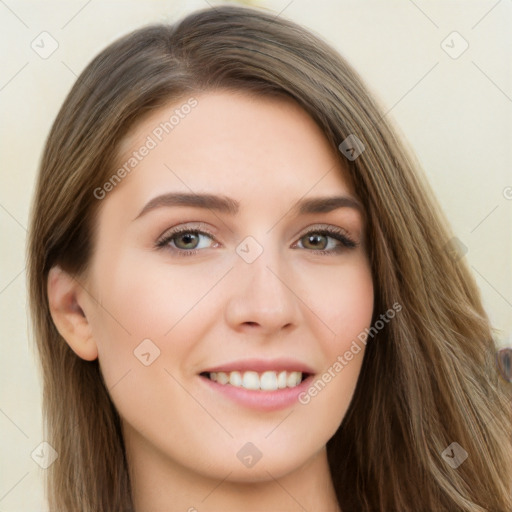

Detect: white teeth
208,370,305,390
229,371,242,387
242,371,260,390
277,371,287,389
217,371,229,385
260,371,278,391
287,371,301,387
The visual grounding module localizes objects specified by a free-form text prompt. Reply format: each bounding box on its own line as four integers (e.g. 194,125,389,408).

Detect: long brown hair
28,5,512,511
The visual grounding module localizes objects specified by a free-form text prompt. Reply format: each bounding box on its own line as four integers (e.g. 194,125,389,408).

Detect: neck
124,425,340,512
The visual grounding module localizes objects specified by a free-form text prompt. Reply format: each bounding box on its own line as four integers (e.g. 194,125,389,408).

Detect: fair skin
48,90,374,511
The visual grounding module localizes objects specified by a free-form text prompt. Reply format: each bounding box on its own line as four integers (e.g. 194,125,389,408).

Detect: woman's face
81,90,374,481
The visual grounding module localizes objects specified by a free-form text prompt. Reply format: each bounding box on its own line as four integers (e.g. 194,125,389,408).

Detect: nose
224,245,300,337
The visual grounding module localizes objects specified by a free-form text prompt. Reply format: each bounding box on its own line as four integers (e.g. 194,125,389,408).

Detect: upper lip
200,358,315,374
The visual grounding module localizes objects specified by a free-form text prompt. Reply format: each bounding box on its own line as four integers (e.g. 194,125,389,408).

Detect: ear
47,266,98,361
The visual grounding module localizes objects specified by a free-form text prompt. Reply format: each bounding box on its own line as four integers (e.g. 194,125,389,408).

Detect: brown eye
173,232,201,250
301,233,329,250
156,228,217,253
294,227,357,254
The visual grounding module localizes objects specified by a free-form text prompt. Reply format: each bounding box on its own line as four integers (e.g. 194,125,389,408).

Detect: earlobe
47,266,98,361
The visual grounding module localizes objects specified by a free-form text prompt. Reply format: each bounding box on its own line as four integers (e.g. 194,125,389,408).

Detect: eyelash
155,226,358,257
155,224,357,257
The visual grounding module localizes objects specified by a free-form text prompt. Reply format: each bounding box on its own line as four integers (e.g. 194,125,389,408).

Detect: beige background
1,0,511,509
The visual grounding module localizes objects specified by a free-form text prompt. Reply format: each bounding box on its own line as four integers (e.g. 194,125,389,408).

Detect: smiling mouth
200,370,309,391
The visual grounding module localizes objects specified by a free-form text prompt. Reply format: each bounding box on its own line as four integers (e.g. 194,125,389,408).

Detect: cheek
332,271,373,339
289,257,373,428
85,253,221,448
86,248,227,385
295,256,374,347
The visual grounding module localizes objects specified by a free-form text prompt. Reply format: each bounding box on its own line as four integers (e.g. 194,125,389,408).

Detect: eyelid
155,222,219,249
295,223,351,238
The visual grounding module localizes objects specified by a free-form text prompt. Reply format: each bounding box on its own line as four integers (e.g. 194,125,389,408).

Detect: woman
27,5,512,511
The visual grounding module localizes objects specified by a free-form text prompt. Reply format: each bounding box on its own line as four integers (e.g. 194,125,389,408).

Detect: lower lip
199,375,314,411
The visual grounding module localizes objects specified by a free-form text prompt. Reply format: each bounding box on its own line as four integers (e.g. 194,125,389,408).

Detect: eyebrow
134,192,363,220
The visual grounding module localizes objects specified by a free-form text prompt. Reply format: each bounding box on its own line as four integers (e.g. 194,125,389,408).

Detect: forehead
111,90,354,206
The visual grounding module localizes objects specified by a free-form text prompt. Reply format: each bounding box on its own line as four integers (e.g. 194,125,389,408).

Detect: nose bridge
247,247,289,302
225,235,299,332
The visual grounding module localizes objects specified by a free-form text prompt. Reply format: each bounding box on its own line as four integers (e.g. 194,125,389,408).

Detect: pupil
178,233,198,249
306,234,326,249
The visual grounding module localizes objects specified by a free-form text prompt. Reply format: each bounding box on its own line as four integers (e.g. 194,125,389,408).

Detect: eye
155,223,357,256
294,225,357,254
156,225,218,254
172,231,211,250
